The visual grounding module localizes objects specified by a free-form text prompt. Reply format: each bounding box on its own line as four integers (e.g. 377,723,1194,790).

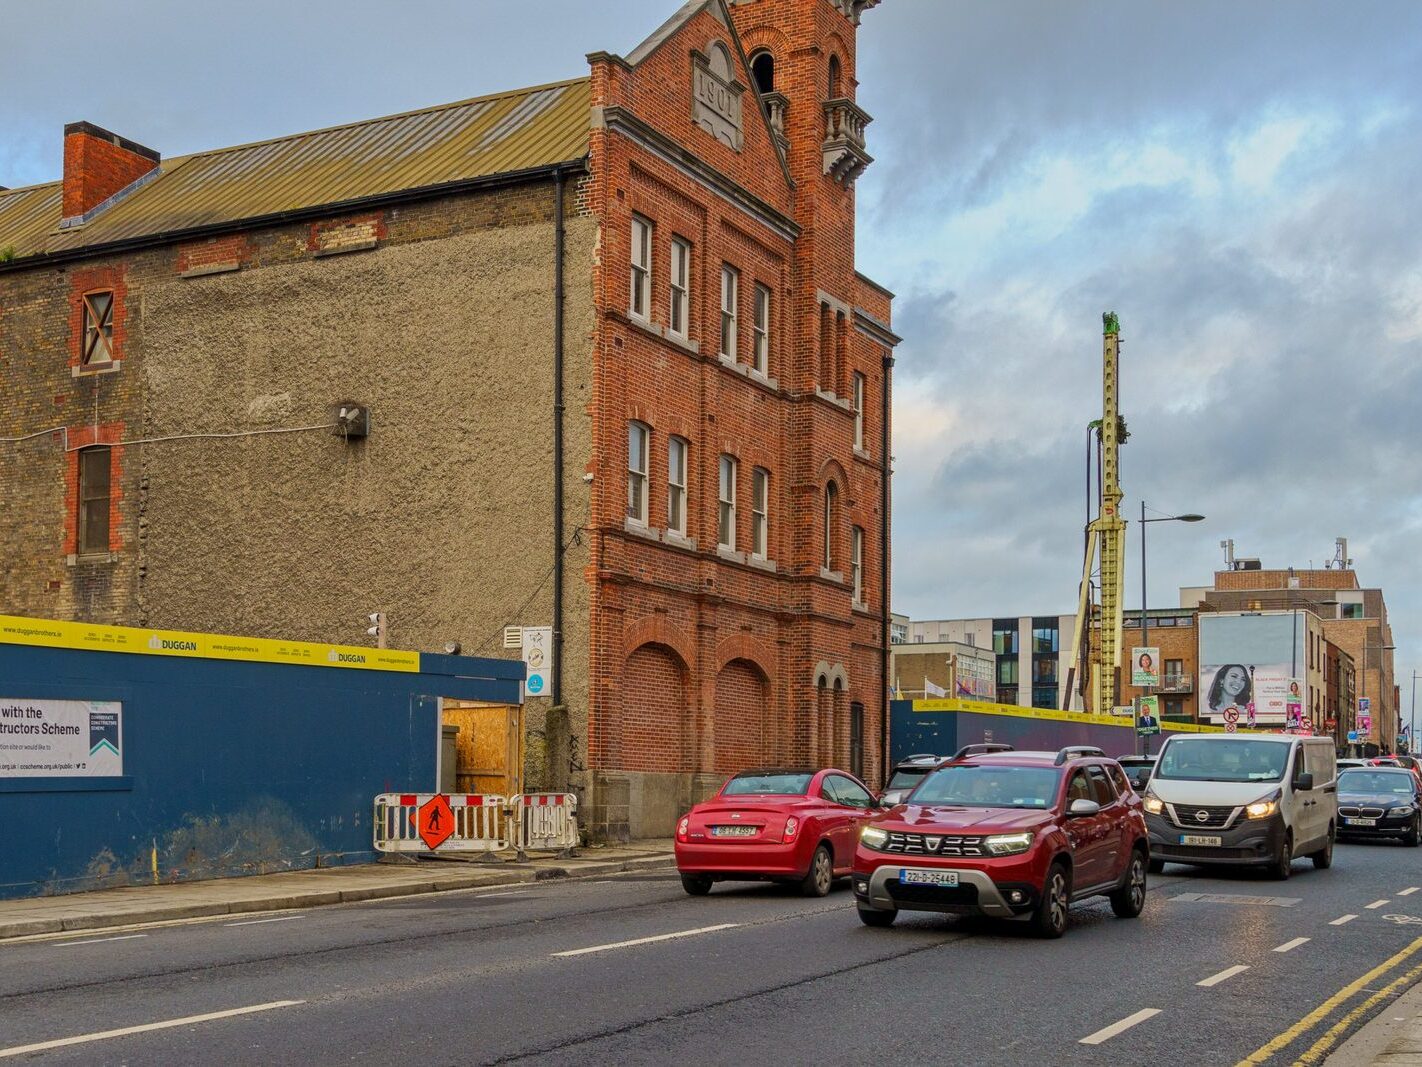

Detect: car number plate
710,825,757,837
1179,834,1223,846
900,869,959,887
1346,817,1377,827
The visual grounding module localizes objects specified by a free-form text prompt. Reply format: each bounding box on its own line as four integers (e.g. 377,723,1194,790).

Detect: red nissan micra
675,767,879,896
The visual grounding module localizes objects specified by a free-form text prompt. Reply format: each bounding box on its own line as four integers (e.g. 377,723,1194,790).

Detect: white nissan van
1142,733,1337,879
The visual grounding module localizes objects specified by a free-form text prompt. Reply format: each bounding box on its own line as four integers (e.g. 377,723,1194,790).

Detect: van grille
881,832,985,857
1166,803,1240,830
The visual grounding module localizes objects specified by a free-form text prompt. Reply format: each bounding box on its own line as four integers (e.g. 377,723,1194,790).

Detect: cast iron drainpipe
552,168,567,708
880,351,894,786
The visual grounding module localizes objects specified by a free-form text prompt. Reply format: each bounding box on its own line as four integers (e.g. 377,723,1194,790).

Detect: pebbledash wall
0,0,896,843
0,617,522,899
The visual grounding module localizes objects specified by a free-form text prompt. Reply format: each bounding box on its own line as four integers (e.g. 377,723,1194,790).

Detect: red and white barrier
508,793,579,859
372,793,509,854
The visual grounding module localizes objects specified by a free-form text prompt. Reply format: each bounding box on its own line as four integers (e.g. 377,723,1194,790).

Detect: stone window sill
72,361,122,378
665,330,699,355
627,314,664,340
623,518,661,541
181,262,241,279
67,551,118,566
664,529,698,551
820,567,845,583
717,354,780,395
853,446,873,463
717,545,746,565
748,555,777,573
312,238,378,258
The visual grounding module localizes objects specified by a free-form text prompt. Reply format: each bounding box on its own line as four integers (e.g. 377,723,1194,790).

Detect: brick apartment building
0,0,897,837
1187,561,1398,751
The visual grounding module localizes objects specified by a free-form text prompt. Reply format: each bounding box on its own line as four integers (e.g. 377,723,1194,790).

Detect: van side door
1290,745,1321,850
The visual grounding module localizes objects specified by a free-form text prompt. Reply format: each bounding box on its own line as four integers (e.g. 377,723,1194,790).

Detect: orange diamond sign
417,794,455,850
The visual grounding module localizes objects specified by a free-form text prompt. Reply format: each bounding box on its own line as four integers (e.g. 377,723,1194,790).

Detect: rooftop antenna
1221,539,1235,569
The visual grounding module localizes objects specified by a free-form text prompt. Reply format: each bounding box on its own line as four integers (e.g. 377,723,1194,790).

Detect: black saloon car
1337,768,1421,846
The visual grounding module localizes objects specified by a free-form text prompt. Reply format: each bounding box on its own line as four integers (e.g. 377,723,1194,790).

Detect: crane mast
1064,313,1126,713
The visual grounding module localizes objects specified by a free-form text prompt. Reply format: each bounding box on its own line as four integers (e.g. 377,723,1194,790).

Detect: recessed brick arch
623,615,696,671
621,641,691,774
714,657,769,773
714,632,774,679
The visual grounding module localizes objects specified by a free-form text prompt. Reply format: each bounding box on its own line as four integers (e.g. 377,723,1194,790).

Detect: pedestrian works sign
418,794,455,850
0,614,419,673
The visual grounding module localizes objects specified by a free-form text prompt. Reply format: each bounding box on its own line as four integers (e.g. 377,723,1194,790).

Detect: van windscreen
1156,738,1290,783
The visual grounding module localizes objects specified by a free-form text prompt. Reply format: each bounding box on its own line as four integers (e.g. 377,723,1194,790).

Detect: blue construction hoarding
890,698,1227,766
0,614,522,899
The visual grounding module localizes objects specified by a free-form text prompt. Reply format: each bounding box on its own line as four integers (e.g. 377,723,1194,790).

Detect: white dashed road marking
53,934,148,948
0,1001,305,1059
1198,965,1250,987
1367,900,1391,910
1331,915,1359,926
224,915,305,927
1273,937,1310,953
1079,1009,1162,1045
1400,888,1419,897
553,923,740,958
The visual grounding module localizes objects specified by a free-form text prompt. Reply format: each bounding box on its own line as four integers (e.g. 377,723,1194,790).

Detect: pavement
2,839,1422,1063
0,840,674,940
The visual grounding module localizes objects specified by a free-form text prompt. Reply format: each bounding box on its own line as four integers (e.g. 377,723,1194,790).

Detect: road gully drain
1170,893,1301,907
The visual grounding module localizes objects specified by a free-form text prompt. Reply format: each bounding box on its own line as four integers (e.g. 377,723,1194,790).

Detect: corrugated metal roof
0,77,590,261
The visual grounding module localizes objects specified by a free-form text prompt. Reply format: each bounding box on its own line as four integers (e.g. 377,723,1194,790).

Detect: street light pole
1137,504,1205,756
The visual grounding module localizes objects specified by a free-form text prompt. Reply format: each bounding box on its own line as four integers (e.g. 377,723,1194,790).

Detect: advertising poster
1131,647,1160,688
0,698,122,777
1285,677,1304,730
1135,695,1161,735
1199,663,1296,725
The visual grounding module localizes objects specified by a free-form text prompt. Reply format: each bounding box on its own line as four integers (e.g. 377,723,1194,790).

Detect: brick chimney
62,122,160,221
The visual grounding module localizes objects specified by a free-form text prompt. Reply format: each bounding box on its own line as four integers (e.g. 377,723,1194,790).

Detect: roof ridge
178,76,590,165
0,180,62,197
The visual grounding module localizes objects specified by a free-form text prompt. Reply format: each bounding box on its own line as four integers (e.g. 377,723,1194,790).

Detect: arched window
828,54,843,98
823,482,840,571
750,50,775,94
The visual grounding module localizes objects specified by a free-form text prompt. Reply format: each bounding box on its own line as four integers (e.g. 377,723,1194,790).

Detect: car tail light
676,816,690,843
783,816,799,842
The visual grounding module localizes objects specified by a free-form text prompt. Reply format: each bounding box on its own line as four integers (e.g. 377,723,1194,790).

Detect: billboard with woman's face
1198,611,1307,725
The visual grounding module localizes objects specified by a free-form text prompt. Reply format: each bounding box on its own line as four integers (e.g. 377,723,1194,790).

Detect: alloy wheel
1048,870,1068,932
1129,857,1146,910
814,849,832,894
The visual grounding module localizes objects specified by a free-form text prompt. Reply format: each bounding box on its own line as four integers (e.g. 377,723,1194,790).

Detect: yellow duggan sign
910,698,1229,733
0,615,420,673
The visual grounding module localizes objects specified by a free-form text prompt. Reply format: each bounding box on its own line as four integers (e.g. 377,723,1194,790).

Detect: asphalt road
3,840,1422,1065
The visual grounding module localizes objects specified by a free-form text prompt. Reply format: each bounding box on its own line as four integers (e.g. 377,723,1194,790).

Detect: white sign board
522,626,552,700
0,698,122,777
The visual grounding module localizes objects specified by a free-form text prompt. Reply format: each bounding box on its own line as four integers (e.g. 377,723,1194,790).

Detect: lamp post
1408,670,1419,756
1138,503,1205,755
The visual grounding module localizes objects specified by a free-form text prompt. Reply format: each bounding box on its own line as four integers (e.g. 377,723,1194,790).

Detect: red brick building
0,0,896,838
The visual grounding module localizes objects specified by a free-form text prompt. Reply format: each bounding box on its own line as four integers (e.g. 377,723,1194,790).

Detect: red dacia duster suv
853,745,1149,938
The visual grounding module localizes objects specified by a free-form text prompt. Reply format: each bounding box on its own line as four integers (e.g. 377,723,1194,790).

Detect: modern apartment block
894,614,1078,710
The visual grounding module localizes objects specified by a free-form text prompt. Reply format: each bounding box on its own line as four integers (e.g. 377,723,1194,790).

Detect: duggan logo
327,650,366,664
148,634,198,652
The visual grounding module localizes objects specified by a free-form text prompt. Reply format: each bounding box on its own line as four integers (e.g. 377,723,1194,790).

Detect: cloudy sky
4,1,1421,697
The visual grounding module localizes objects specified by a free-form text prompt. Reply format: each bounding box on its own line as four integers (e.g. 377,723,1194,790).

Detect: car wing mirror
1296,772,1315,792
1067,799,1101,817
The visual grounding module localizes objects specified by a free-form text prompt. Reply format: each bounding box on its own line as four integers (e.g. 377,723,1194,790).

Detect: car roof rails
902,753,939,762
950,743,1015,760
1054,745,1106,766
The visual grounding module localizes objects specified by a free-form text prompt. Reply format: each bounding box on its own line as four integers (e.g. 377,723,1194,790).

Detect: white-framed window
718,454,738,548
751,467,769,559
852,372,865,449
851,525,864,603
752,283,770,374
627,421,649,525
668,436,688,535
720,265,739,359
630,216,652,319
823,482,839,570
669,237,691,338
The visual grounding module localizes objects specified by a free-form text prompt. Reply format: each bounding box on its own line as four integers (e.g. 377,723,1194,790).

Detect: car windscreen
909,765,1060,809
1155,738,1290,782
1339,770,1415,795
721,773,813,796
886,768,931,790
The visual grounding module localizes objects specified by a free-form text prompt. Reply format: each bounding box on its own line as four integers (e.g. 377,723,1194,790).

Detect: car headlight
860,826,889,849
1246,797,1279,819
1392,806,1415,817
1142,794,1164,815
983,832,1034,855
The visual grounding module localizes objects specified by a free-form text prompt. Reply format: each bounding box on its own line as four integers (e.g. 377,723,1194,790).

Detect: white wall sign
0,698,122,777
521,627,552,700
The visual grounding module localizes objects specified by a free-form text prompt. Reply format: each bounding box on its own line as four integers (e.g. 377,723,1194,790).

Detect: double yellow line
1237,935,1422,1065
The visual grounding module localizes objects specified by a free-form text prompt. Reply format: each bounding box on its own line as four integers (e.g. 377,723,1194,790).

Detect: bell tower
727,0,880,392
